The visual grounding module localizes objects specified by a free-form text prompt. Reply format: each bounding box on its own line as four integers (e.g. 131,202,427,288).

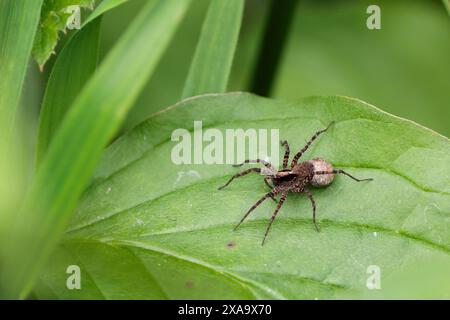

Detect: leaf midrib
67,163,449,240
92,115,448,195
68,213,450,255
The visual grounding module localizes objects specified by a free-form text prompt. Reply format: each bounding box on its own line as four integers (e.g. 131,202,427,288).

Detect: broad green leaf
340,257,450,299
35,93,450,299
182,0,244,98
32,0,95,69
0,0,43,153
37,0,131,165
0,0,191,299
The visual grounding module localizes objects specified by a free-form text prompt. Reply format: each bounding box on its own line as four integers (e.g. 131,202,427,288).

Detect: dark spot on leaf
185,280,194,289
226,241,236,249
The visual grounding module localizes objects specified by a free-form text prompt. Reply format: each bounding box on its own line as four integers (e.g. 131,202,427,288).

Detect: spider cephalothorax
218,122,373,245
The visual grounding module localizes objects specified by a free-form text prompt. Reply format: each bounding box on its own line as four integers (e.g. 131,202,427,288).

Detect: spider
218,121,373,245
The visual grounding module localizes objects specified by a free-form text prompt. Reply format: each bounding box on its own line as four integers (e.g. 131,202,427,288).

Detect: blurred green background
21,0,450,143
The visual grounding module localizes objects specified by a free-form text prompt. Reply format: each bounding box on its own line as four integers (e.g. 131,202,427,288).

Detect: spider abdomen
307,158,334,187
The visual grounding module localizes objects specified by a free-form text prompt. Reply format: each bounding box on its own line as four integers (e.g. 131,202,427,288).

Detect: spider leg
315,169,373,182
304,188,319,232
262,192,287,246
234,187,281,231
264,176,274,189
218,168,261,190
233,159,276,173
280,140,290,169
264,177,277,203
291,121,334,167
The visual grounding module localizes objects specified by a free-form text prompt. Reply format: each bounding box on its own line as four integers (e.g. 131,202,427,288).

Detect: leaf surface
0,0,43,149
36,18,101,165
37,93,450,299
36,0,131,164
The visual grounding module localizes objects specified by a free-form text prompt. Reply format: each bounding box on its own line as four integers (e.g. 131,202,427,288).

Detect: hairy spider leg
218,164,278,201
264,176,277,202
280,140,290,169
314,169,373,182
304,188,319,232
291,121,334,167
264,176,274,189
218,168,261,190
262,192,288,246
234,187,282,231
233,159,276,172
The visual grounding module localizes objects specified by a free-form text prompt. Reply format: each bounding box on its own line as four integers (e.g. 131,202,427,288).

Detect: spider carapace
218,121,373,245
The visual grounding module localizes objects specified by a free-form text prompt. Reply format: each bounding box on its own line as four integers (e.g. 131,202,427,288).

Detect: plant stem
249,0,299,96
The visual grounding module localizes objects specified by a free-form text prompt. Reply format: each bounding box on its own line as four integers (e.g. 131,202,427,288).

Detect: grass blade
36,0,132,164
0,0,191,299
0,0,43,151
249,0,298,96
36,19,102,165
84,0,130,25
182,0,244,98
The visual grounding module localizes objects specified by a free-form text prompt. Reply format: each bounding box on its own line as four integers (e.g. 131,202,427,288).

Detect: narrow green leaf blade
0,0,191,299
182,0,244,99
84,0,129,25
36,18,101,165
36,0,132,165
0,0,43,150
35,93,450,299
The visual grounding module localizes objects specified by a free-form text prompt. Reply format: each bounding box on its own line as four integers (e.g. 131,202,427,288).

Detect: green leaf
0,0,43,152
36,18,101,165
0,0,191,299
340,257,450,299
35,93,450,299
32,0,96,69
181,0,244,99
83,0,129,26
36,0,131,165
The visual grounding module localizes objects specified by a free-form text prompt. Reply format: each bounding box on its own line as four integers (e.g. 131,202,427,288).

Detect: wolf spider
218,122,373,245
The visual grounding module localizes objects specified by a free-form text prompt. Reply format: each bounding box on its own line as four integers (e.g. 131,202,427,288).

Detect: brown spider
218,121,373,245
